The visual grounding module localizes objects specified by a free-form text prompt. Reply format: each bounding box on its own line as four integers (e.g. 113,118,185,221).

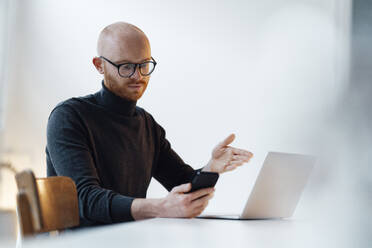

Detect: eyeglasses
100,56,157,78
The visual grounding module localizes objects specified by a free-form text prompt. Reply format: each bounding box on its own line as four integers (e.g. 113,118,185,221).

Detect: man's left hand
203,134,253,174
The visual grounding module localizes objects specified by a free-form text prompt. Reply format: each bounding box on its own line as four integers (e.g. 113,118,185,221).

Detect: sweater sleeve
152,122,199,191
46,103,134,225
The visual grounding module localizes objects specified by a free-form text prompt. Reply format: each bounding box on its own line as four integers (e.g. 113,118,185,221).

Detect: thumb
217,133,235,149
171,183,191,193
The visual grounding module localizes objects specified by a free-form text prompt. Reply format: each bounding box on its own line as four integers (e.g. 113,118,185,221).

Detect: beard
103,71,148,101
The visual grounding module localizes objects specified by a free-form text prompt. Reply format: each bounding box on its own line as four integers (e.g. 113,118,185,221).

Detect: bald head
97,22,151,62
93,22,152,101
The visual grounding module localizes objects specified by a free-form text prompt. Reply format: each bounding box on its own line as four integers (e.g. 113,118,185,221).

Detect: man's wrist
202,159,217,173
131,198,164,220
155,198,165,218
202,163,212,172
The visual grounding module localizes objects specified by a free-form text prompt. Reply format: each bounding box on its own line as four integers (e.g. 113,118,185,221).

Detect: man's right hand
158,183,214,218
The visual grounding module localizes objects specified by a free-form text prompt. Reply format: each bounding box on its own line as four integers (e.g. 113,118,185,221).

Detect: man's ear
93,57,104,74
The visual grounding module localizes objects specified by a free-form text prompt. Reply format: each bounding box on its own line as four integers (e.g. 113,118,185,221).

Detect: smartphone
189,170,219,193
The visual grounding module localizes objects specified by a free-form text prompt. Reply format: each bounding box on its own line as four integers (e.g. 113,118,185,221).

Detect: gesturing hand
204,134,253,174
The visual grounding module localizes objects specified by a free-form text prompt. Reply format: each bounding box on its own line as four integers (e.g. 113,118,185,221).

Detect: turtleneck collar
95,81,137,116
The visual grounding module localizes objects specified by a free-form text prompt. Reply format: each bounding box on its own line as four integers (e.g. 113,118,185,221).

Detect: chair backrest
15,170,79,237
15,170,42,235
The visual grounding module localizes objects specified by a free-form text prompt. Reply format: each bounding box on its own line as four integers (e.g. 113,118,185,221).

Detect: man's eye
139,63,149,69
122,64,133,70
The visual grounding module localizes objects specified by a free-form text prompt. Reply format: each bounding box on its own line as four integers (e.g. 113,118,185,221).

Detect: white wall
0,1,6,133
0,0,13,139
0,0,351,218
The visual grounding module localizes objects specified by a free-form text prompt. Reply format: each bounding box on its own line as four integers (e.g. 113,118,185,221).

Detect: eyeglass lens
118,62,155,77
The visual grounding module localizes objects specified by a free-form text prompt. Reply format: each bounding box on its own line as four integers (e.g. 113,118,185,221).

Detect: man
46,22,253,227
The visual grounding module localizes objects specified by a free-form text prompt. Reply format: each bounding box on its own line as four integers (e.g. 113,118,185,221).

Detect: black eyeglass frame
99,56,157,78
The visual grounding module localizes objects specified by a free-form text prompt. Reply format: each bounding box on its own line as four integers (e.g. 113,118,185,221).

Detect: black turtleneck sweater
46,82,197,227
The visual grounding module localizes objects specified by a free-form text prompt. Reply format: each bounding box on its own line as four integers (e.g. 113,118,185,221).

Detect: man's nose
131,65,143,80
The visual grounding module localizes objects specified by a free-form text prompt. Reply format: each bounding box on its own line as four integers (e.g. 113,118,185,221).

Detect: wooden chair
15,170,79,237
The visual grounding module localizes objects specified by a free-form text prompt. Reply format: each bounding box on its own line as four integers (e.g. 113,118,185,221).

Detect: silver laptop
198,151,316,220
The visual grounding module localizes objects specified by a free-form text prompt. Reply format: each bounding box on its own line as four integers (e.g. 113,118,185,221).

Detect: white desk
20,216,353,248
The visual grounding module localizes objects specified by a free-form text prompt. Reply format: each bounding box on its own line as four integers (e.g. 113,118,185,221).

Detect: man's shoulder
135,107,166,132
59,93,96,107
135,106,156,121
135,105,147,115
49,94,96,119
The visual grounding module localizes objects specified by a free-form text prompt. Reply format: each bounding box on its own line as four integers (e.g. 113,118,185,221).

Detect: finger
190,192,214,208
172,183,191,193
227,161,245,167
231,148,253,157
188,187,214,201
192,202,210,217
193,191,214,203
232,148,253,156
216,134,235,149
224,165,238,172
232,155,252,162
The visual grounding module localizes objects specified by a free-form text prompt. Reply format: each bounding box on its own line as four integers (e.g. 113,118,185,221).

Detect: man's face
98,28,152,101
